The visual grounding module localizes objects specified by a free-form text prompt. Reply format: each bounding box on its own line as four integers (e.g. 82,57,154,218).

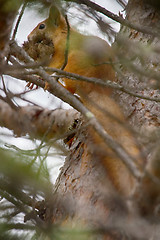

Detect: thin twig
26,66,160,103
6,1,27,63
1,223,35,231
6,57,160,103
8,48,160,103
1,75,18,110
11,1,27,41
60,15,70,70
116,0,127,8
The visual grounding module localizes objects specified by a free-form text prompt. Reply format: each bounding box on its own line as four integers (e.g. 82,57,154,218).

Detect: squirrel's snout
28,34,33,41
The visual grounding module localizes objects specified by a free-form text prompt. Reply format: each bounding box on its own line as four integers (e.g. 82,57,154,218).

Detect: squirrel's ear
48,5,61,26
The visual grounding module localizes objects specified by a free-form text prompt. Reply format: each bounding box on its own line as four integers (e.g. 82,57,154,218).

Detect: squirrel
24,5,143,197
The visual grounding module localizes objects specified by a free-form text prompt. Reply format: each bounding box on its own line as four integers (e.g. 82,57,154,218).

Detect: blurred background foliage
0,147,52,239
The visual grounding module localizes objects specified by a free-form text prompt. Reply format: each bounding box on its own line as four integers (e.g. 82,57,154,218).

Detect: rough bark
54,127,131,240
114,0,160,140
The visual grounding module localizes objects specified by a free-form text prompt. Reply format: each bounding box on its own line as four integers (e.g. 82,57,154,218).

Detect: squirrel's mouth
23,35,54,63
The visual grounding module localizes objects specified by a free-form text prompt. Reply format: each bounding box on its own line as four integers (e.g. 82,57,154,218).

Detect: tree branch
7,59,160,103
0,99,81,139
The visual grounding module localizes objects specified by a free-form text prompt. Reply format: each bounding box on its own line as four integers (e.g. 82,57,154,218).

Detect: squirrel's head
28,5,66,42
23,5,66,63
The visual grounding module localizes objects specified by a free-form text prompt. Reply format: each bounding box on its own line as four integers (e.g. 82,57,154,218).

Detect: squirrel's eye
39,23,45,30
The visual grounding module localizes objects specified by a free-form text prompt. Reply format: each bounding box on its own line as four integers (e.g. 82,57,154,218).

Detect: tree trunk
54,0,160,239
115,0,160,134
